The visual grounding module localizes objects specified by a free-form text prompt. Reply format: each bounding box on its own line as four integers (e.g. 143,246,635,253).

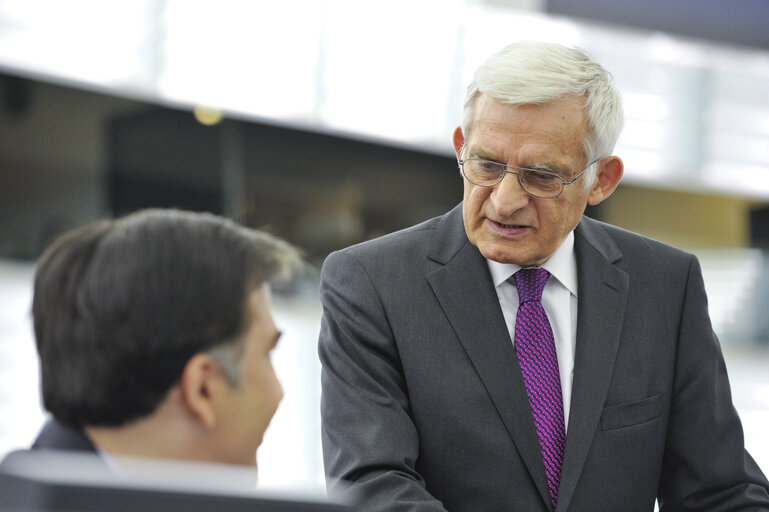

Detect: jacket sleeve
318,249,449,511
657,255,769,510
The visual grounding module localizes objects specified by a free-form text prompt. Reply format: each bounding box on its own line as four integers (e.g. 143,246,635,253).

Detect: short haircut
462,40,624,185
32,209,302,428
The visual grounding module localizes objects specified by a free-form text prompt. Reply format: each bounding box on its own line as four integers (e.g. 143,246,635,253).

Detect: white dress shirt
486,231,578,430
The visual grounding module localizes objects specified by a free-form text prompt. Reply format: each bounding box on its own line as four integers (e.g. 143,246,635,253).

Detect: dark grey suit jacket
31,419,99,453
318,204,769,511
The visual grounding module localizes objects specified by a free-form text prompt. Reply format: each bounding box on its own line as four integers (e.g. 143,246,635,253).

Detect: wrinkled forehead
465,94,589,164
469,91,587,132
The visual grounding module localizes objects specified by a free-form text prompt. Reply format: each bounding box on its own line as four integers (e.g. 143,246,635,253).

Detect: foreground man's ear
179,353,225,430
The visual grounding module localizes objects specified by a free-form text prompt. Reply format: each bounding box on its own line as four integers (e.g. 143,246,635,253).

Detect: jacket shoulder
580,216,694,262
323,206,462,273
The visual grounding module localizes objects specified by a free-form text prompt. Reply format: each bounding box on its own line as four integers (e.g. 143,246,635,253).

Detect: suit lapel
556,218,629,512
426,206,553,509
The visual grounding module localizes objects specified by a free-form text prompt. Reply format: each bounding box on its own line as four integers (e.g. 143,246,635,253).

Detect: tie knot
513,268,550,303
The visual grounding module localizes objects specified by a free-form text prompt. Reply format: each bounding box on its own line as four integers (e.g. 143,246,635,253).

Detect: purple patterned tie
512,268,566,510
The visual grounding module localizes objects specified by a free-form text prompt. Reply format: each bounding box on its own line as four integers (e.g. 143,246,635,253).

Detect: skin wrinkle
454,93,622,267
456,95,592,267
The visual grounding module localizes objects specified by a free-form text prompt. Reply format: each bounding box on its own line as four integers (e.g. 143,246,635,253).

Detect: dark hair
32,209,301,427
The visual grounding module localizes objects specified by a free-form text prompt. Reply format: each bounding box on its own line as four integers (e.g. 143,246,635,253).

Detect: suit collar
427,211,630,512
426,204,554,509
557,216,629,512
427,203,467,265
428,206,623,267
32,419,99,454
486,230,577,298
573,215,623,264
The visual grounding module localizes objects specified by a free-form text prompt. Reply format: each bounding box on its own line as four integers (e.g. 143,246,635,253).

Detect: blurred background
1,0,768,493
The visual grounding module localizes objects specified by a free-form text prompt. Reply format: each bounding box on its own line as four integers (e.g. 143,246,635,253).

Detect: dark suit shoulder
577,216,700,296
321,221,439,295
324,204,465,274
580,216,694,264
344,214,442,257
31,420,98,453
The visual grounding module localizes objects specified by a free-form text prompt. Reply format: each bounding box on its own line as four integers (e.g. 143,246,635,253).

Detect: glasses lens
464,160,504,186
520,169,563,198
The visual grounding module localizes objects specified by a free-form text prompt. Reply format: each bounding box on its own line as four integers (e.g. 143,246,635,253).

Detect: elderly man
318,41,769,511
27,208,301,467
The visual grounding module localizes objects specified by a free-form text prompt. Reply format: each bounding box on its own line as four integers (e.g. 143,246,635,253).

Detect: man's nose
490,172,530,215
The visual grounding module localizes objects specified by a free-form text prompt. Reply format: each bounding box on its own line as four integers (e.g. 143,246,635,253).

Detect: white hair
462,41,624,186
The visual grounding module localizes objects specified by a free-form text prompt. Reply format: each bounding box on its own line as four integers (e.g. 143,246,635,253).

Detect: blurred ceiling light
623,92,669,122
702,161,769,198
755,385,769,408
500,11,582,46
193,106,223,126
647,32,705,67
620,119,667,149
706,102,769,137
320,0,458,143
706,132,769,165
618,149,665,180
0,0,151,86
159,0,321,121
462,8,583,63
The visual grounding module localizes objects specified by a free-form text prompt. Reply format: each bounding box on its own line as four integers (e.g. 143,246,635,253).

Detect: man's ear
178,353,226,430
587,156,624,206
452,126,465,159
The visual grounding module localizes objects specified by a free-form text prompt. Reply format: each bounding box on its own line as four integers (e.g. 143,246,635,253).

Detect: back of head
32,209,301,428
463,40,624,163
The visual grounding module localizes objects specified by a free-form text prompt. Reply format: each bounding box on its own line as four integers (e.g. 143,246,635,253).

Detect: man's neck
83,400,207,463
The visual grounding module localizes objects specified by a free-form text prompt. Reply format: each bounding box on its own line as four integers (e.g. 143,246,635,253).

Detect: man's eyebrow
526,161,565,174
469,148,566,174
467,147,500,161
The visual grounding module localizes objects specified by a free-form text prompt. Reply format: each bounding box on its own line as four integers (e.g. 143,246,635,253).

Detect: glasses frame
458,156,602,199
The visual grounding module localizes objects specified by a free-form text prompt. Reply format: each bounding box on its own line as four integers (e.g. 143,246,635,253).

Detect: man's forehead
466,96,587,162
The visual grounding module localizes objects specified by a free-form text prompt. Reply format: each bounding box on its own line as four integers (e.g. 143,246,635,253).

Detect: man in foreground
28,208,301,467
318,41,769,511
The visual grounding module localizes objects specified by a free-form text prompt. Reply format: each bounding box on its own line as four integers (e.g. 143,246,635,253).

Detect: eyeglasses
458,156,602,198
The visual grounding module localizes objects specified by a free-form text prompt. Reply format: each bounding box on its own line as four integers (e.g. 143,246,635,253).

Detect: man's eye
525,170,559,183
479,161,503,172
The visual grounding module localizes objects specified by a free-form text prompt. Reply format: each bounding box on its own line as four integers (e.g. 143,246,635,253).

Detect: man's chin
479,245,524,266
475,240,546,267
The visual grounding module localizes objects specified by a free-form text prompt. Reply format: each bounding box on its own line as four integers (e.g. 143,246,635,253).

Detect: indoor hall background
1,0,768,495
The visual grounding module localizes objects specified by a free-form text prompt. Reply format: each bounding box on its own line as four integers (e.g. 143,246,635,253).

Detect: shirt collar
486,230,578,297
